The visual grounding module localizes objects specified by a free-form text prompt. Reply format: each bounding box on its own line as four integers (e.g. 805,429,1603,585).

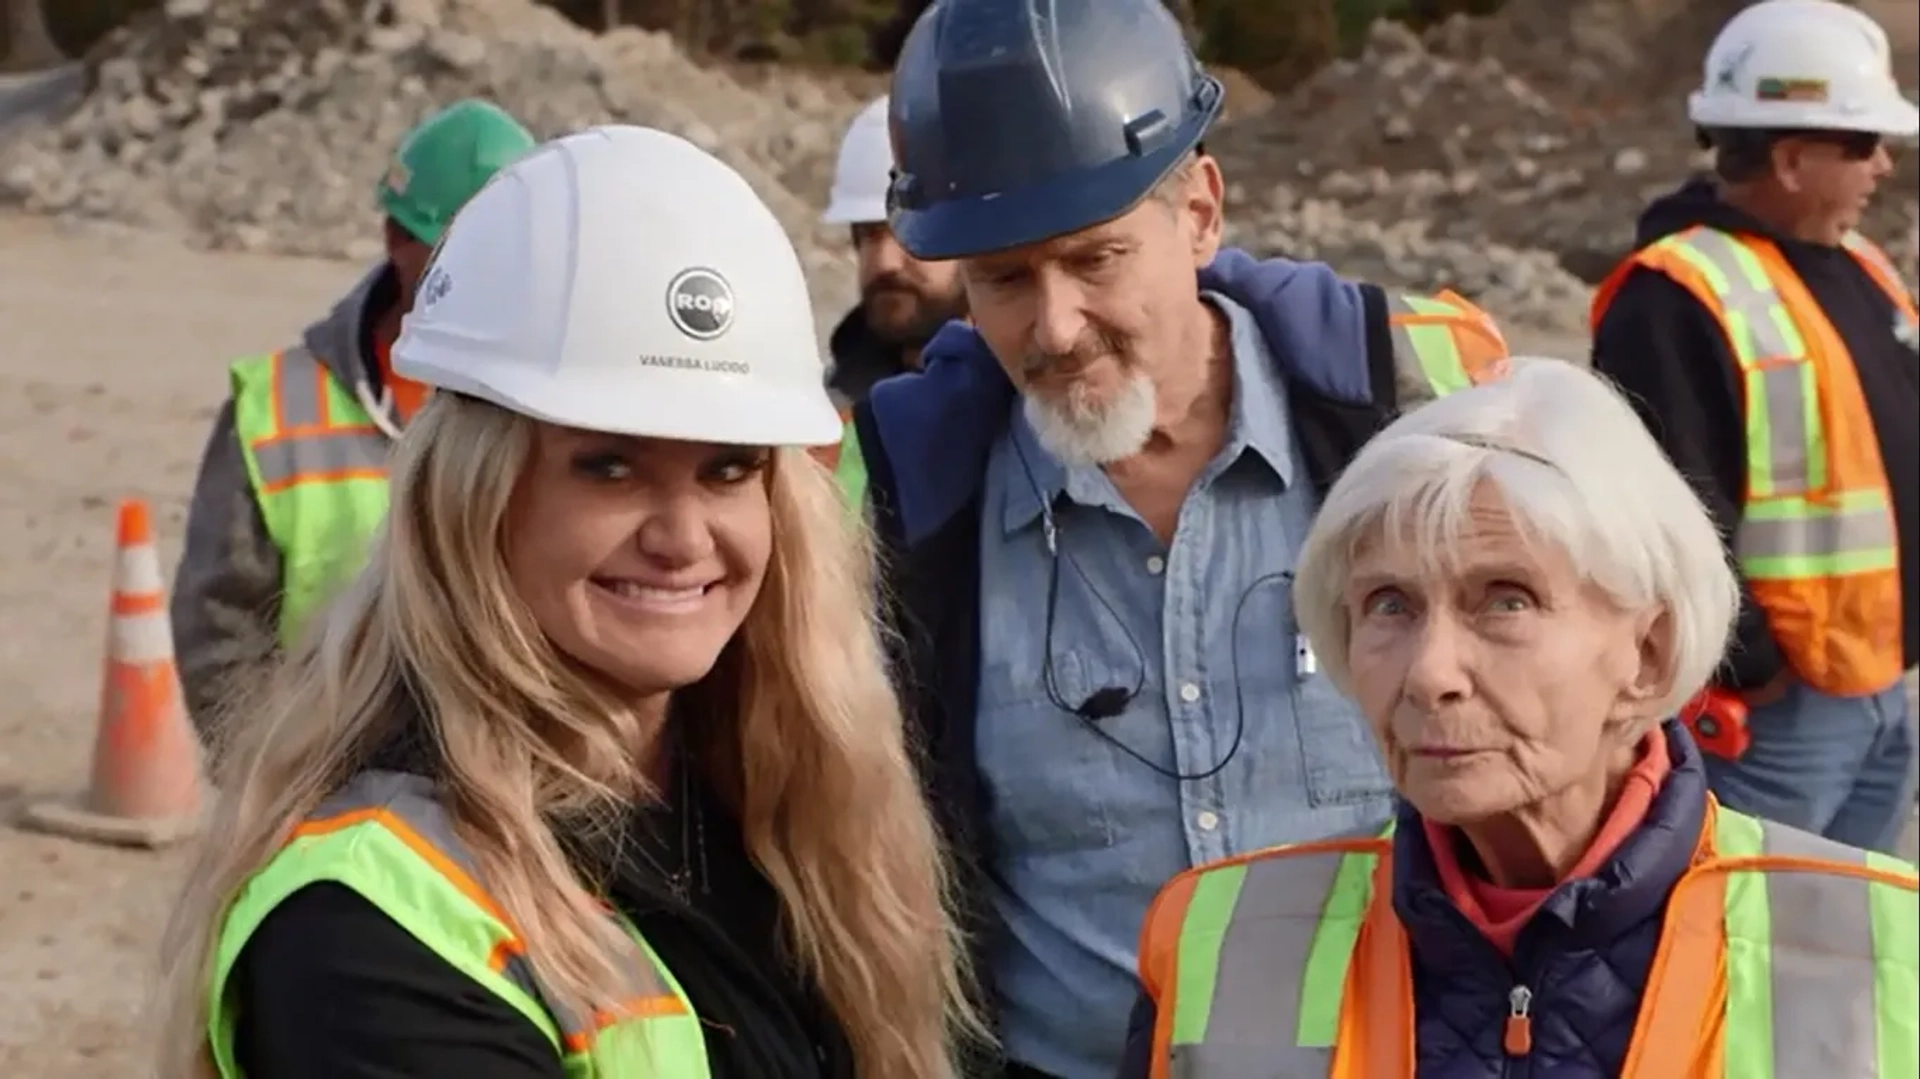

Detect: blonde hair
1294,357,1740,721
152,392,979,1076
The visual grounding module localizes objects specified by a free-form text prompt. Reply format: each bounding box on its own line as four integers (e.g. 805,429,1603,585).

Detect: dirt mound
0,0,870,320
1213,0,1920,321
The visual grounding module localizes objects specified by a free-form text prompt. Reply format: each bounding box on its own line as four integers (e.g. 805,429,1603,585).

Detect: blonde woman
153,126,975,1079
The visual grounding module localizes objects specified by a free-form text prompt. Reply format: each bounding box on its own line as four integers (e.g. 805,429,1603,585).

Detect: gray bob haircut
1292,358,1740,721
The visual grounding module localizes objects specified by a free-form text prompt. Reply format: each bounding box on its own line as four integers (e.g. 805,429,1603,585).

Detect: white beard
1022,370,1157,466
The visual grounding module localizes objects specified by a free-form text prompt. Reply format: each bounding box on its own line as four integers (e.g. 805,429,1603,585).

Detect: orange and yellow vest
230,348,394,643
1137,800,1918,1078
209,771,712,1077
1592,227,1916,695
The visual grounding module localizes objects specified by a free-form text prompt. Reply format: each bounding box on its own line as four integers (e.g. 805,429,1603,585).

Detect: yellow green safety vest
230,349,393,644
832,421,868,508
208,770,712,1078
829,289,1504,509
1153,806,1919,1075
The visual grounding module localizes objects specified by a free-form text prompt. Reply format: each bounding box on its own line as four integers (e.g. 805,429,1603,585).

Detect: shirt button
1197,811,1220,832
1145,555,1166,575
1179,682,1201,703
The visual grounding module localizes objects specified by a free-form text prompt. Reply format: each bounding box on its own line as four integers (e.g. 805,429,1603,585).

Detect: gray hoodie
170,264,404,737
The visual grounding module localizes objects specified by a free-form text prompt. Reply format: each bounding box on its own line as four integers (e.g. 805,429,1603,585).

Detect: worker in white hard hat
152,126,978,1078
1591,0,1919,854
820,95,967,410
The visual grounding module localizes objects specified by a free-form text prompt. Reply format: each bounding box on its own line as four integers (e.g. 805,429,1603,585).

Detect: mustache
1021,327,1126,377
861,275,924,302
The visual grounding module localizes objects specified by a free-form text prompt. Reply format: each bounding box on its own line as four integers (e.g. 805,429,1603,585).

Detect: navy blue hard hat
886,0,1224,261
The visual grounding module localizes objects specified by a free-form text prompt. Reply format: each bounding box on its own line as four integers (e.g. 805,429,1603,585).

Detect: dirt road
0,212,1912,1076
0,212,361,1077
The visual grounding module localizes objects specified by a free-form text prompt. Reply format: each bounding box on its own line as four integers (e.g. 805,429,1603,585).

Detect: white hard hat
822,96,893,225
394,125,841,448
1689,0,1919,137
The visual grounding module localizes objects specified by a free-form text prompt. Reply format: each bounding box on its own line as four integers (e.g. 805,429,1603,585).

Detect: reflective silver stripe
1843,233,1908,294
1754,821,1885,1075
1172,850,1346,1076
1737,501,1898,569
272,347,327,428
1666,229,1812,494
311,771,674,1043
251,428,389,489
1173,1043,1314,1078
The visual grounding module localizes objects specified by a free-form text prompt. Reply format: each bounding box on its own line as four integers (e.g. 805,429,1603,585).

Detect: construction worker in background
1592,0,1919,854
853,1,1510,1074
821,94,967,409
170,98,536,742
813,94,967,501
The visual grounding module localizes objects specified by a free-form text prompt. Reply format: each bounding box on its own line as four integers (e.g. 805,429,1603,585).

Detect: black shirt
230,765,853,1079
1593,178,1920,689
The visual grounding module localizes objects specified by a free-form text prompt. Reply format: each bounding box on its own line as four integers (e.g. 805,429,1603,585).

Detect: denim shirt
973,294,1396,1078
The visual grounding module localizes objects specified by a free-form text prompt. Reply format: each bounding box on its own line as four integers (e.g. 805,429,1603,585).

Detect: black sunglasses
1793,129,1886,161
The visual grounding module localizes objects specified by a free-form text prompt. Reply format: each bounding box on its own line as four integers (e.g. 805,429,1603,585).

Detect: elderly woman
151,127,976,1079
1120,358,1918,1077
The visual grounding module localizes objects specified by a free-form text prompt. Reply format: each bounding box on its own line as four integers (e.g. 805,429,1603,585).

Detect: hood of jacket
826,306,918,409
301,261,404,438
860,247,1379,545
1631,174,1867,257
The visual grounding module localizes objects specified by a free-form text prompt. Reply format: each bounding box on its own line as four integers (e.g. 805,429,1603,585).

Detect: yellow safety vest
207,770,712,1077
229,348,393,643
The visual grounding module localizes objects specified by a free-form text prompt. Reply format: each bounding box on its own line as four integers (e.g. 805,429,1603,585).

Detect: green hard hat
377,98,537,246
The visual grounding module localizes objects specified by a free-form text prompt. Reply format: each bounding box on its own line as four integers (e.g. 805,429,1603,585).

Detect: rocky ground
1213,0,1920,296
15,0,1914,339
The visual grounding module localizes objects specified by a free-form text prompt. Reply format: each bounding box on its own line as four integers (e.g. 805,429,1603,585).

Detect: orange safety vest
1381,288,1512,403
1137,799,1919,1078
1592,227,1915,696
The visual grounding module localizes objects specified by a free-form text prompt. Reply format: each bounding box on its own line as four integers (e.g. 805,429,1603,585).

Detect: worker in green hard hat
171,98,537,748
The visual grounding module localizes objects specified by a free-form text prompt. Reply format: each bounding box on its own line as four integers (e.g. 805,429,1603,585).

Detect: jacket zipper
1503,983,1535,1068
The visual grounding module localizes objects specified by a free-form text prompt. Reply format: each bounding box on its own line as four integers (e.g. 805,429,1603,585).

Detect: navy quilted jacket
1393,721,1706,1076
1117,721,1708,1077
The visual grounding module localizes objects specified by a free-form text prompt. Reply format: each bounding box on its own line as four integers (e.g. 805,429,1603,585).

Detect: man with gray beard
848,2,1512,1076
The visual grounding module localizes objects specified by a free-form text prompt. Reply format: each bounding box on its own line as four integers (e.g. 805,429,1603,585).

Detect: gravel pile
1213,1,1920,329
2,0,1913,339
0,0,871,320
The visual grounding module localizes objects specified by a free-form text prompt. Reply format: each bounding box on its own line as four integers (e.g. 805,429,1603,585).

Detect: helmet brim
888,93,1221,261
1690,89,1920,139
396,346,845,448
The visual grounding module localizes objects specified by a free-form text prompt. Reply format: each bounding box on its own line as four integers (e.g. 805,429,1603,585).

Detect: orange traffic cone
22,498,206,847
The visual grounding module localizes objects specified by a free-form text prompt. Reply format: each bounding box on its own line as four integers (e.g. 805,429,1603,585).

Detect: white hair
1023,371,1157,465
1293,357,1740,721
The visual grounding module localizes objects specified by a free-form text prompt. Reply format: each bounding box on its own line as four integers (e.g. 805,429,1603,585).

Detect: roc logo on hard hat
666,268,735,341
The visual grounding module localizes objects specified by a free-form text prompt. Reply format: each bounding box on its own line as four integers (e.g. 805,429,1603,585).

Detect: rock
1611,147,1649,176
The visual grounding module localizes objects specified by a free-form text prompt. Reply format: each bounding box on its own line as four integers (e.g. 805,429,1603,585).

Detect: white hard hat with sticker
394,124,842,448
822,96,894,226
1689,0,1919,137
